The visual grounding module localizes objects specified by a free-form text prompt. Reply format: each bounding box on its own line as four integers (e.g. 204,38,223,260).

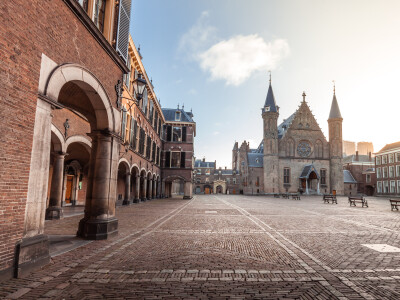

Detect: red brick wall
0,0,124,273
52,109,91,140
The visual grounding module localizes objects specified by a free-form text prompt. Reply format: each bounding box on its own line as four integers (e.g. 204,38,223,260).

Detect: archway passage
299,164,320,195
117,161,131,206
365,185,374,196
216,185,223,194
131,166,140,203
163,175,192,199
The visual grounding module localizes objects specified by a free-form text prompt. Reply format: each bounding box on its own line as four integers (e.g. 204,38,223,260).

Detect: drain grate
362,244,400,253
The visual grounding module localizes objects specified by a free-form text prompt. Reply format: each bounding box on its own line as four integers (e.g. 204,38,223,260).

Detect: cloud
213,131,220,136
199,35,290,86
178,11,217,60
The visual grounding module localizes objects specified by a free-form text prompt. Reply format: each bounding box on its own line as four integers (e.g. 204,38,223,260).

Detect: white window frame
389,166,394,178
366,174,371,183
396,153,400,163
382,155,388,164
376,156,381,165
397,165,400,177
377,181,382,193
389,153,394,164
397,180,400,194
390,180,396,193
377,167,381,179
383,167,388,178
384,181,389,193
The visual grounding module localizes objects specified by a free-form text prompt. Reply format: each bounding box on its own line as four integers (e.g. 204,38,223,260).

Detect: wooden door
65,175,74,204
205,187,210,194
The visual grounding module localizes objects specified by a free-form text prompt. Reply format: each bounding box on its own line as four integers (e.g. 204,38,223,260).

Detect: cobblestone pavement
2,195,400,299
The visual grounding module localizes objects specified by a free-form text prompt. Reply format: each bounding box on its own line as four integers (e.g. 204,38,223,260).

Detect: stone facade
375,142,400,197
232,82,344,195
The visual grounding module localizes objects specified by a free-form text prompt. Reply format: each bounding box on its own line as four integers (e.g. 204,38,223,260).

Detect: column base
122,199,131,205
133,198,140,203
45,206,63,220
77,217,118,240
147,197,152,201
14,234,50,278
183,196,193,200
141,198,147,202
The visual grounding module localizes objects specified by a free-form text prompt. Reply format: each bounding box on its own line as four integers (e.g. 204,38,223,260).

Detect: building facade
0,0,195,280
343,152,375,196
375,142,400,197
231,81,344,195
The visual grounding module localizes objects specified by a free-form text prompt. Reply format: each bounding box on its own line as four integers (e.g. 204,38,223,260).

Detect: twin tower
261,80,344,195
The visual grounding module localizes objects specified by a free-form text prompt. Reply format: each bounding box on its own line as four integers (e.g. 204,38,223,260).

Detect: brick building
0,0,195,280
193,159,239,194
357,141,374,156
375,142,400,197
232,79,344,195
343,140,356,157
343,152,375,196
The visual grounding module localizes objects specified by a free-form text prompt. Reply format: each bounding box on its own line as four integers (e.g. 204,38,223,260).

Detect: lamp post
115,72,147,112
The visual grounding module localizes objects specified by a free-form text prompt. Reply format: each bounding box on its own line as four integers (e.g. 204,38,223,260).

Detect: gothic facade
232,81,344,195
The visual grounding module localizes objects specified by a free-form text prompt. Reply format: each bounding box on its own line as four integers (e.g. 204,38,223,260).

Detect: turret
262,74,279,193
328,83,344,194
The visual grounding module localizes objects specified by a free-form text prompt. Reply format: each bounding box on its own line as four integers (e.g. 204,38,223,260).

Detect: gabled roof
299,164,320,179
376,141,400,154
278,112,296,139
194,160,215,168
162,108,194,123
247,153,263,167
264,84,277,112
329,94,342,119
343,170,357,183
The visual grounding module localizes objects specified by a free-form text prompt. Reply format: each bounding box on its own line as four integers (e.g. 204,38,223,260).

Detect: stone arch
44,64,115,132
118,158,131,171
51,124,66,153
66,135,92,154
130,163,140,173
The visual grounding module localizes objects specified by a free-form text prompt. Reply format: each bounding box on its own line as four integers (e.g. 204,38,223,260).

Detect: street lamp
134,73,147,101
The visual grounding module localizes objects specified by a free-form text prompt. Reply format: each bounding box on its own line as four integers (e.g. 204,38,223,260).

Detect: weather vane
268,70,271,85
332,80,336,95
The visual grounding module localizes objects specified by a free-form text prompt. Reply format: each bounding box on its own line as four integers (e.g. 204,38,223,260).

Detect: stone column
161,181,165,198
141,177,147,201
152,180,156,198
122,172,131,205
183,181,193,200
77,131,118,240
156,180,161,198
147,178,153,200
134,175,140,203
45,152,66,219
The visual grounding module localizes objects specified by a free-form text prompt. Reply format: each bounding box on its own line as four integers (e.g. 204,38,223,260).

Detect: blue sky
130,0,400,168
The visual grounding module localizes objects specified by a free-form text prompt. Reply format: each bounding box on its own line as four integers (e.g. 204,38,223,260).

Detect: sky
130,0,400,168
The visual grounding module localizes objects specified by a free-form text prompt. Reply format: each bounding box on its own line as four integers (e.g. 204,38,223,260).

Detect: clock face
297,141,311,157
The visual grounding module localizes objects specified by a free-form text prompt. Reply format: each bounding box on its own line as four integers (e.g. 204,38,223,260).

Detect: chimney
225,166,227,170
355,151,359,161
368,152,372,161
202,157,205,162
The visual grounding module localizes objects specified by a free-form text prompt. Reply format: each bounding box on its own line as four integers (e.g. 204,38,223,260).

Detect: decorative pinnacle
332,80,336,95
302,91,306,102
268,70,271,85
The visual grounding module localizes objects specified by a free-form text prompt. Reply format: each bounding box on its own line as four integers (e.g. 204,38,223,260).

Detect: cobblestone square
2,195,400,299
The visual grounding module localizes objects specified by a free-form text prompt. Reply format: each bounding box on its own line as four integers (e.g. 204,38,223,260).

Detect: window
389,154,394,163
205,169,210,175
397,153,400,162
142,89,148,115
389,166,394,178
124,55,131,90
383,167,388,178
391,180,396,193
93,0,106,32
138,128,145,155
397,165,400,177
227,178,230,184
152,141,156,162
121,108,127,141
175,111,181,121
172,127,182,142
320,169,326,185
384,181,389,193
196,178,201,184
283,168,290,184
171,152,181,168
256,176,260,187
182,127,187,142
129,117,136,149
197,169,201,175
397,181,400,194
154,111,158,128
376,156,381,165
205,178,209,183
233,178,236,184
77,0,89,12
149,101,154,124
366,174,371,183
377,181,382,193
377,167,381,179
382,155,387,164
146,136,151,159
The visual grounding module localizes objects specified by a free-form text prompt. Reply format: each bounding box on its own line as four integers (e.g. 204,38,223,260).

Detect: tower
262,75,279,193
328,84,344,194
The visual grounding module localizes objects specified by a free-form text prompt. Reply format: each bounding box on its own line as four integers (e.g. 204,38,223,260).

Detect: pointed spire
329,84,342,119
264,72,277,112
302,91,306,102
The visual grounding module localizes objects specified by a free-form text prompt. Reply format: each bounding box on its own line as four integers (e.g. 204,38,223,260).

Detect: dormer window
175,111,181,121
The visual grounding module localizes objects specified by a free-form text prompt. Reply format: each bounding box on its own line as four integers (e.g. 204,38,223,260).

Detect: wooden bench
274,194,280,198
348,196,368,207
323,194,337,204
389,199,400,211
291,194,301,200
282,193,290,199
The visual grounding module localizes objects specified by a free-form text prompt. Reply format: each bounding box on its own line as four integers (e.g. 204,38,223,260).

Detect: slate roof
162,108,194,123
195,160,215,168
343,170,357,183
214,169,236,175
278,112,296,139
376,141,400,154
343,154,373,164
328,94,342,119
299,164,320,179
264,84,277,112
247,153,263,168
